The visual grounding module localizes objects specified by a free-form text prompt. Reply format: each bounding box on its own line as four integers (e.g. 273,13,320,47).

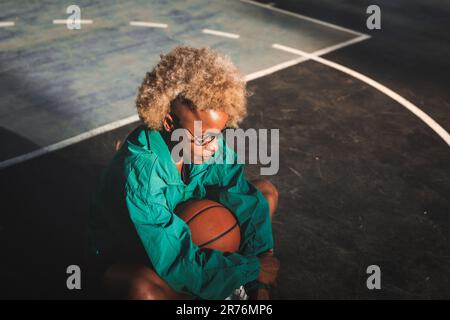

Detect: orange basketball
175,199,241,253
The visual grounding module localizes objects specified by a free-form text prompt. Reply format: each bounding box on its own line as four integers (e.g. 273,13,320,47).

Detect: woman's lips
193,152,214,163
193,152,213,162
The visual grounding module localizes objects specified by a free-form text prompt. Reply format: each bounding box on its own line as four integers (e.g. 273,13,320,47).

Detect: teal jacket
89,125,274,299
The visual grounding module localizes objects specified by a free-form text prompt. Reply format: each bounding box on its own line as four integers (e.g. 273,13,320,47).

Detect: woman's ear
162,113,175,132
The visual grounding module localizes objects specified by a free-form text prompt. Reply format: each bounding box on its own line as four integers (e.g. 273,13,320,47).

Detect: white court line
53,19,93,25
245,56,308,81
0,115,140,169
129,21,168,28
239,0,368,37
272,43,450,147
0,21,15,27
202,29,240,39
245,34,369,81
0,36,369,170
312,34,371,56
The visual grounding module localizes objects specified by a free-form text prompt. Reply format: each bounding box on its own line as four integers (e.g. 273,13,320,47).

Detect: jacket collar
143,127,213,184
145,129,173,162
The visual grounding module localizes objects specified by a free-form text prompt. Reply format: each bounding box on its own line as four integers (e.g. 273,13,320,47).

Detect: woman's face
166,98,229,164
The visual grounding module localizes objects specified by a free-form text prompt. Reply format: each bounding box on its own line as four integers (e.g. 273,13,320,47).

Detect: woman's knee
127,276,166,300
251,179,279,218
103,264,168,300
128,272,193,300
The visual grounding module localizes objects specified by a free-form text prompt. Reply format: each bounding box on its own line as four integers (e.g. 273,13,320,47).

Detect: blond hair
136,46,249,130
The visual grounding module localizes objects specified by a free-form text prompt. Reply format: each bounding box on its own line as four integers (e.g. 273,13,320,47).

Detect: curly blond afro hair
136,46,249,130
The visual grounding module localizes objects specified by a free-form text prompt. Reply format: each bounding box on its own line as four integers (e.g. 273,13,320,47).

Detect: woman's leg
102,263,193,300
248,178,279,300
101,180,279,300
250,178,279,221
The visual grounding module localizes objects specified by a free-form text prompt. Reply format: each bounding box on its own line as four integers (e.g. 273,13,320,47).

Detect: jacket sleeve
125,177,260,300
205,139,274,258
204,140,275,294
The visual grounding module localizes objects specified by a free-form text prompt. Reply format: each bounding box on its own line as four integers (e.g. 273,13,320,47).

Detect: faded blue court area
0,0,363,163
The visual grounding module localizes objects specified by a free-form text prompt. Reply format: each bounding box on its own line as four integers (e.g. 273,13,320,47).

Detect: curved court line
245,35,369,81
245,56,308,81
272,43,450,147
239,0,368,37
0,36,370,170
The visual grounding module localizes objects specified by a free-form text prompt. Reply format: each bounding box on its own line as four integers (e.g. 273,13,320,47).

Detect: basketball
175,199,241,253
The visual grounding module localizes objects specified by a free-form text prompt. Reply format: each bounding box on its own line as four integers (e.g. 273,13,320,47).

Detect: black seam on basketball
198,222,239,248
185,204,224,225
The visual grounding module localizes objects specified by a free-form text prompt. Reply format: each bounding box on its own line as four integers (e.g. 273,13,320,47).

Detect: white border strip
0,36,369,170
239,0,368,37
272,43,450,147
0,115,139,169
53,19,93,25
129,21,168,28
202,29,240,39
0,21,15,28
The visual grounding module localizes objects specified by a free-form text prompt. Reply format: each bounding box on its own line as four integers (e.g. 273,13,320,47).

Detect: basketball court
0,0,449,299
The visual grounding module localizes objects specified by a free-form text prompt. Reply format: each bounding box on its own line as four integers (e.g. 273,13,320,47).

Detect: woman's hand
257,250,280,288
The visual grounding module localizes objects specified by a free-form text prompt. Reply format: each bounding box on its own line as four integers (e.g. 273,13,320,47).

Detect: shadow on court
0,125,129,299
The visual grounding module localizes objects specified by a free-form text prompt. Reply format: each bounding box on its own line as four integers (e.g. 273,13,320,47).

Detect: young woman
88,46,280,300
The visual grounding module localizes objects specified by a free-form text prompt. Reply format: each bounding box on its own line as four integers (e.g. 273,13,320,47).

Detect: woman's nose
205,139,219,153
